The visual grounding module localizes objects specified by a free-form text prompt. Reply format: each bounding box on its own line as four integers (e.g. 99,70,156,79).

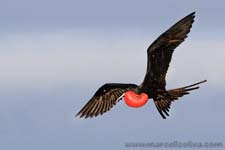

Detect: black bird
76,12,206,119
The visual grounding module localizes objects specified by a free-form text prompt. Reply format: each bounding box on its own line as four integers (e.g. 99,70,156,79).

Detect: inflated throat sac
124,91,148,108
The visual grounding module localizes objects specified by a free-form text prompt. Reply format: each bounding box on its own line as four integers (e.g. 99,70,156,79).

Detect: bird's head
124,91,149,108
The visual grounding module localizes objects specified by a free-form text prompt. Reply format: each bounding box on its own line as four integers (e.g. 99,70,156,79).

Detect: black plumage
76,12,206,119
77,84,137,118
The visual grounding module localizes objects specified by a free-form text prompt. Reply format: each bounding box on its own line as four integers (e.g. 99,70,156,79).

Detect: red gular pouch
124,91,149,108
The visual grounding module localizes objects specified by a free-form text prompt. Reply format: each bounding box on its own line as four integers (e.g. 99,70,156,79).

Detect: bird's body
76,12,206,119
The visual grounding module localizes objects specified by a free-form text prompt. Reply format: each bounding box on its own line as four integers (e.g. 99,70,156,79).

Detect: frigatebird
76,12,206,119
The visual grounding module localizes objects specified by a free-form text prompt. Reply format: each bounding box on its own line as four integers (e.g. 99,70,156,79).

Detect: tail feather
154,80,207,119
168,80,207,99
179,80,207,89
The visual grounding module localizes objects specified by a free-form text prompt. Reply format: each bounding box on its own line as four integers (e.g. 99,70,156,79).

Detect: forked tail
154,80,207,119
167,80,207,100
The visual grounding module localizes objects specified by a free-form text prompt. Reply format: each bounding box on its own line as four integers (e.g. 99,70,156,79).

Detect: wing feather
76,83,137,118
141,12,196,90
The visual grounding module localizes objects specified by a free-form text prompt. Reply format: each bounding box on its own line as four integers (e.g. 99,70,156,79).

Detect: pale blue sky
0,0,225,150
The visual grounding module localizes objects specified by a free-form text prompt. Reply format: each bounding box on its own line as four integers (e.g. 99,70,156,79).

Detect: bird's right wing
76,83,137,118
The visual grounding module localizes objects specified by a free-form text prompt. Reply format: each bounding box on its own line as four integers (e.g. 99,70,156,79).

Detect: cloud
0,29,224,92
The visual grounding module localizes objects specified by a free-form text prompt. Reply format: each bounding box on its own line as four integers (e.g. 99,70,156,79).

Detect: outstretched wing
154,80,206,119
141,12,195,90
76,83,137,118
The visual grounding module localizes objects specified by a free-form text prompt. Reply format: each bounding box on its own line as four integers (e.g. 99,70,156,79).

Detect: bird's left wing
76,83,137,118
141,12,195,90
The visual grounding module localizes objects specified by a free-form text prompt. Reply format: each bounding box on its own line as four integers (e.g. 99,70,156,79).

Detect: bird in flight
76,12,206,119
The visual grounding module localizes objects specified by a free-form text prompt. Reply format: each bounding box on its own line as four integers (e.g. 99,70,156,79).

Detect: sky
0,0,225,150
